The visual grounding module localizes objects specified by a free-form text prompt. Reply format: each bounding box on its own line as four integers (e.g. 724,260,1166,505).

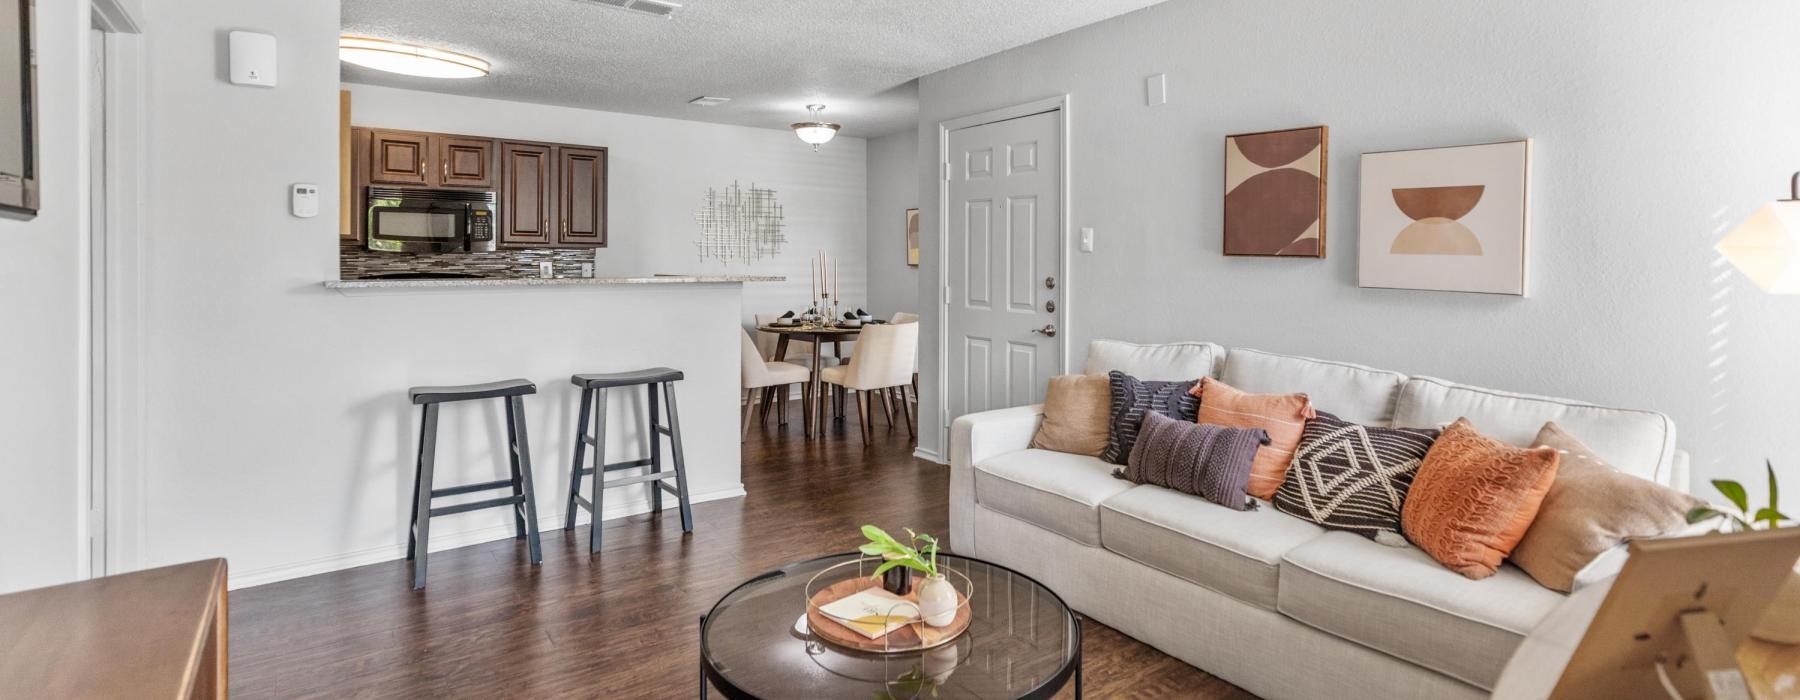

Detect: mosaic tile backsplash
339,242,597,279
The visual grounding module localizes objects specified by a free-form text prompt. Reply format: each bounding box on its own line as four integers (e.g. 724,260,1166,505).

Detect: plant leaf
1769,460,1781,513
1687,507,1723,525
1755,508,1792,527
858,543,890,556
871,559,905,579
1713,479,1749,513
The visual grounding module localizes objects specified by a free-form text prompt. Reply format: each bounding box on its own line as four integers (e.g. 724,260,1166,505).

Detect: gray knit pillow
1116,411,1269,511
1100,371,1200,465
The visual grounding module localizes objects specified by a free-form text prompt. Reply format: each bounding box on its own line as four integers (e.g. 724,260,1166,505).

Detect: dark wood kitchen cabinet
348,126,606,248
367,129,432,186
438,136,496,189
500,141,555,246
363,128,496,190
557,146,608,247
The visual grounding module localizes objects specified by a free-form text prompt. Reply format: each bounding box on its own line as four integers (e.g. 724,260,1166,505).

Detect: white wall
0,0,87,594
866,129,921,318
346,84,868,328
914,0,1800,511
132,0,785,588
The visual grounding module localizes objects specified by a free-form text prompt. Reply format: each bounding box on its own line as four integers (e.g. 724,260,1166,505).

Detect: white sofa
948,340,1689,700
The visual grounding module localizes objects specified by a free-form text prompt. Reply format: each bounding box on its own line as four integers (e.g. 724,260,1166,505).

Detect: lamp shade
1717,200,1800,294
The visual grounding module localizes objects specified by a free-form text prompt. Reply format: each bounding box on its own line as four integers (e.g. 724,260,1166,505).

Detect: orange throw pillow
1401,418,1561,580
1192,377,1315,500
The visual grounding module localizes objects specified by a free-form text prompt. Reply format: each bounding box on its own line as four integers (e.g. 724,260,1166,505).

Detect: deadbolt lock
1045,300,1056,313
1044,276,1057,290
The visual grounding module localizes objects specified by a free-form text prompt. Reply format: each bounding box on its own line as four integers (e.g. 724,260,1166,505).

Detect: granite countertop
324,274,784,290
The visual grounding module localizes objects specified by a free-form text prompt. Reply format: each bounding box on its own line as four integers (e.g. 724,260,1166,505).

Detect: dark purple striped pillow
1116,411,1269,511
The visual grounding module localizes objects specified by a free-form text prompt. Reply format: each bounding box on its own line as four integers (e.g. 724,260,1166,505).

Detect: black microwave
365,187,498,253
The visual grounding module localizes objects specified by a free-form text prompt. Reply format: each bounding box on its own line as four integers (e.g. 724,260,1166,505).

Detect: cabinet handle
561,220,567,235
543,216,549,232
442,160,448,181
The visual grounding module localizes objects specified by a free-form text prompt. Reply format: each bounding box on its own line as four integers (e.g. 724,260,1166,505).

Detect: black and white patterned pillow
1272,411,1440,545
1100,371,1200,465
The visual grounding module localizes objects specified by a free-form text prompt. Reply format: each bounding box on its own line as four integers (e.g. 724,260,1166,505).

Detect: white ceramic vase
1752,562,1800,644
917,574,957,628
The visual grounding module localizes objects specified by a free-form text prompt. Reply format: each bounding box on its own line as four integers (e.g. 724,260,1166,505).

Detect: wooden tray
805,577,971,653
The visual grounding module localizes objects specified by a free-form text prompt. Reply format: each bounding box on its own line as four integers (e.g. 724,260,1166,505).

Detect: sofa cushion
1221,348,1408,426
974,449,1134,546
1083,339,1224,381
1278,532,1565,690
1101,485,1325,610
1392,376,1675,484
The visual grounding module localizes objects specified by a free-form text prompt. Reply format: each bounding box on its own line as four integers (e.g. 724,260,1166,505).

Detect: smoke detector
577,0,681,18
688,96,731,107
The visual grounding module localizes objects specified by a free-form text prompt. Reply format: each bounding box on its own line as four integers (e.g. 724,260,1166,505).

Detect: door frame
934,95,1072,452
85,0,146,578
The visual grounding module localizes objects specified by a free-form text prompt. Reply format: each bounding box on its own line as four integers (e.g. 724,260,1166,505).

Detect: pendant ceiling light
791,104,841,152
339,36,490,79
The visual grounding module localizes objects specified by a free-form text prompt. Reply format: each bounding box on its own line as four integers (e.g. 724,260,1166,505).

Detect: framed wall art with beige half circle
1223,126,1327,257
1357,139,1532,295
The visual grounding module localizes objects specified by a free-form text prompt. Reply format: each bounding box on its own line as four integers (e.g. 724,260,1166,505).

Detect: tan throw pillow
1511,422,1704,592
1192,377,1315,500
1402,418,1561,580
1029,374,1111,457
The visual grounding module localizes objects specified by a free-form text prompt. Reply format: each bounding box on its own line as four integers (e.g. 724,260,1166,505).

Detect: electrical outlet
580,263,594,278
1080,227,1095,252
539,262,554,278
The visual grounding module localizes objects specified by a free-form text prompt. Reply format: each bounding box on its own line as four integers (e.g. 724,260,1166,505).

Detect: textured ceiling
340,0,1169,138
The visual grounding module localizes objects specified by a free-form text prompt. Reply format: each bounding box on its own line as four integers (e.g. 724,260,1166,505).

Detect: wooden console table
0,559,229,698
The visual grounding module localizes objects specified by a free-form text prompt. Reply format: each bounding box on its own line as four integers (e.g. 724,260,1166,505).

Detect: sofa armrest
948,404,1045,556
1667,449,1692,494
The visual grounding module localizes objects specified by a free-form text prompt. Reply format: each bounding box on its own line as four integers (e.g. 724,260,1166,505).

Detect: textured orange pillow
1191,377,1315,500
1402,418,1561,580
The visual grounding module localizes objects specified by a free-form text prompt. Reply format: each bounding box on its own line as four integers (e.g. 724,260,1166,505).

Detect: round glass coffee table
699,552,1083,699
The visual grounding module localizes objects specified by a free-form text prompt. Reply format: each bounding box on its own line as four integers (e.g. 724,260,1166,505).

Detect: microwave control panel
470,209,493,242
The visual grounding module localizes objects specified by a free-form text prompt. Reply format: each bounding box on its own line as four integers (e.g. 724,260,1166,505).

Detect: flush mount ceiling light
339,36,490,79
791,104,841,152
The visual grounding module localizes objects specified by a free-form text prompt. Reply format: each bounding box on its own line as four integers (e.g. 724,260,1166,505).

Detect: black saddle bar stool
564,368,694,554
406,378,543,589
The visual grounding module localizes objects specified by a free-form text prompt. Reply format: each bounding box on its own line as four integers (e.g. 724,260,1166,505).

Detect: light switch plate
1080,227,1095,252
1146,73,1167,106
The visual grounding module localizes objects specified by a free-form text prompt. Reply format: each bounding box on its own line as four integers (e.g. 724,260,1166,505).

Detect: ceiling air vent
578,0,680,18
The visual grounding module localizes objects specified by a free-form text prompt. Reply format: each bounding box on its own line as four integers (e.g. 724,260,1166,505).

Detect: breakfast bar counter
324,274,783,291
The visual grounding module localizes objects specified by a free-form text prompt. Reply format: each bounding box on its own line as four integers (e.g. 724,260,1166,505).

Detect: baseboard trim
228,483,748,590
912,447,946,464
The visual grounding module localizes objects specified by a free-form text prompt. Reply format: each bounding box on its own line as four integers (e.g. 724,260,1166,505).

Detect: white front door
945,110,1062,424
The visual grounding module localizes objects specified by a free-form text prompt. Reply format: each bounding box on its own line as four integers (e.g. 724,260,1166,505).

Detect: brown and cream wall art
1223,126,1328,257
1357,139,1532,295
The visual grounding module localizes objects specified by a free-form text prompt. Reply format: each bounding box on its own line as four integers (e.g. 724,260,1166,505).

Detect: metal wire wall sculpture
694,181,786,264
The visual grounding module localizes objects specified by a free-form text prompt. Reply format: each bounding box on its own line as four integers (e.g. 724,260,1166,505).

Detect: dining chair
741,328,811,441
891,312,921,422
820,321,919,444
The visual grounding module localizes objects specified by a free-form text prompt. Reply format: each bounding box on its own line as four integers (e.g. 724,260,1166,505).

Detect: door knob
1044,276,1057,290
1031,324,1057,338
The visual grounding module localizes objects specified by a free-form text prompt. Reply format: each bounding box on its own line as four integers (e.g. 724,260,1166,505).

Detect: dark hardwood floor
230,399,1255,698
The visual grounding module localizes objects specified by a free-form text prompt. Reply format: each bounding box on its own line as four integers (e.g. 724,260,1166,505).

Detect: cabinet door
368,129,430,186
557,146,607,247
436,136,495,189
500,142,555,247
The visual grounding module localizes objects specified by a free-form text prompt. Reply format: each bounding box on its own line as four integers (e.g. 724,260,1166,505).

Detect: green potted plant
860,525,956,627
1688,461,1798,643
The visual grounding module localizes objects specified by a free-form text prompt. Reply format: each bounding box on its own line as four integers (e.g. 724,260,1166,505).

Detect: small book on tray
818,588,920,639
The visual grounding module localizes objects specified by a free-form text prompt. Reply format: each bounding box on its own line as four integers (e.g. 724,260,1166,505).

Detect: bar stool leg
509,395,543,566
648,383,664,515
412,404,440,590
407,405,429,562
588,388,609,555
662,381,695,534
504,398,526,540
565,387,593,532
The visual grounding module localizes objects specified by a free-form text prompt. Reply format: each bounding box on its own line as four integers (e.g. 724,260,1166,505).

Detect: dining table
757,323,868,438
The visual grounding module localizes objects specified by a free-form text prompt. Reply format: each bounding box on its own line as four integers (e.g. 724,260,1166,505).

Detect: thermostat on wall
291,183,318,218
229,31,278,87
